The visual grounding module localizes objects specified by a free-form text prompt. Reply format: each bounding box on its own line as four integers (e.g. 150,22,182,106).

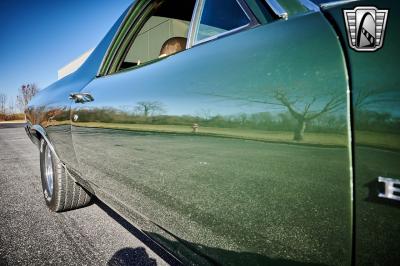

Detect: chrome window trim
298,0,320,12
97,2,138,77
101,0,205,75
189,0,259,47
320,0,360,9
237,0,259,26
112,1,157,73
186,0,203,49
265,0,288,20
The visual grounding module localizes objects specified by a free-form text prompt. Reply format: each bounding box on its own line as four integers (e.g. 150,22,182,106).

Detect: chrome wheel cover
44,145,54,200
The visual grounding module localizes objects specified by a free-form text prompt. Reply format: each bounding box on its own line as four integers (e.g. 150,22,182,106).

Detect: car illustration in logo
343,6,388,51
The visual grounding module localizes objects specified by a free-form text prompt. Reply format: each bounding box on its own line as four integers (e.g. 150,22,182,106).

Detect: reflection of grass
356,131,400,150
65,121,400,150
75,122,348,147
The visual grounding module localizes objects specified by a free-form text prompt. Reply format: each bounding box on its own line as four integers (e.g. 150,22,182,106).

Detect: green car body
25,0,399,265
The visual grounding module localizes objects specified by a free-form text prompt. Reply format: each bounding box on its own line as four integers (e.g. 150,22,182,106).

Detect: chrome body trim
320,0,360,9
25,122,40,147
237,0,259,26
378,176,400,201
265,0,288,20
26,123,94,189
31,125,62,164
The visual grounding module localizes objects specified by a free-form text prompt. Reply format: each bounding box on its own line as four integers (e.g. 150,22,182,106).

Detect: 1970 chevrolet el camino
24,0,399,265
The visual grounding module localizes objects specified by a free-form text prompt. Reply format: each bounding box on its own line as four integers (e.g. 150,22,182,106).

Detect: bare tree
16,83,39,112
196,108,213,121
203,89,344,141
0,93,7,119
7,98,15,115
273,91,344,140
134,101,165,117
353,87,400,111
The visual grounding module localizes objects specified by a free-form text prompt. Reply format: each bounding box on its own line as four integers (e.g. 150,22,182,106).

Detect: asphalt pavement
0,125,173,266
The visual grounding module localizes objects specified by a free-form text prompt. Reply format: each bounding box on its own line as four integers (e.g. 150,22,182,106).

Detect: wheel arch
27,123,96,195
26,124,61,162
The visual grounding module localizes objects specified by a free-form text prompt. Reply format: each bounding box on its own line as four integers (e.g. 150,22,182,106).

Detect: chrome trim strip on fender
32,125,62,164
29,124,86,185
25,122,39,147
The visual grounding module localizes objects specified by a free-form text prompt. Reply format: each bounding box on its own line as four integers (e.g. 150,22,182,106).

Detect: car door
71,1,352,265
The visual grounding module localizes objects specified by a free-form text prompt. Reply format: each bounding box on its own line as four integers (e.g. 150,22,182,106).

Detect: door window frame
97,0,259,77
187,0,259,48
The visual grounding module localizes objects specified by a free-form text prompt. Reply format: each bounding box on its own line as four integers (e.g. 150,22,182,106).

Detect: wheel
39,138,91,212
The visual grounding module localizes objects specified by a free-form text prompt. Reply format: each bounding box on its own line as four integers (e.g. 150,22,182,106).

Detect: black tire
39,138,91,212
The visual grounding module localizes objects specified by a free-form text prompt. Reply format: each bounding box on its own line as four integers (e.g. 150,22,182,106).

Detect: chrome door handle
69,93,94,103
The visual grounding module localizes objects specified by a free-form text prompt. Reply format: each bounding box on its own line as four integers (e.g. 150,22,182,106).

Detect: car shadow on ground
94,198,182,265
95,198,328,266
107,247,157,266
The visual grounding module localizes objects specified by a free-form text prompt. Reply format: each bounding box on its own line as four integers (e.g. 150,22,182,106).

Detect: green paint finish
321,0,400,265
71,11,352,265
26,0,400,264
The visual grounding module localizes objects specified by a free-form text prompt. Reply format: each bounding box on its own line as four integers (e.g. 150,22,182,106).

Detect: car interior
118,0,196,71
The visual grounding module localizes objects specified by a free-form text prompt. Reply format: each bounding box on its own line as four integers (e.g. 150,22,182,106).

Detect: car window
121,16,190,69
195,0,251,43
118,0,196,71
